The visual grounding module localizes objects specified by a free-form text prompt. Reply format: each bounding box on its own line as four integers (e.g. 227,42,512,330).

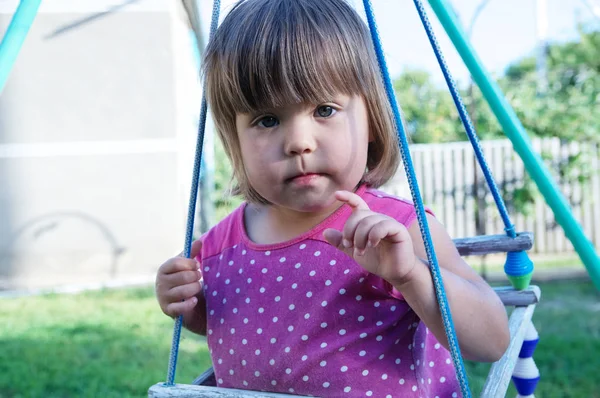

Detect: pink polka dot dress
199,185,460,397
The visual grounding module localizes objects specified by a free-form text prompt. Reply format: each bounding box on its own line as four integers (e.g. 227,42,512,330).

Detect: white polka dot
302,376,309,382
421,343,425,349
408,344,412,350
255,349,261,355
320,361,327,367
279,257,286,263
321,322,327,328
230,328,235,334
275,296,281,302
229,349,234,354
243,380,248,386
304,313,310,319
344,269,350,274
339,309,346,315
220,318,224,324
233,308,238,314
309,270,316,277
435,343,441,349
344,387,351,393
265,251,271,256
288,325,294,332
379,354,385,360
339,346,346,352
374,301,380,307
359,277,365,283
421,378,424,384
289,304,295,310
399,379,405,385
272,316,278,322
321,301,328,307
376,321,383,326
301,355,308,361
360,333,367,338
440,377,446,383
330,260,336,265
376,335,383,341
417,360,420,366
254,371,260,377
325,280,332,286
323,382,330,388
395,358,401,364
218,378,223,384
242,360,247,366
225,279,231,285
292,283,298,289
341,366,348,372
410,364,415,370
295,263,301,269
429,361,435,367
356,295,362,301
250,260,255,264
260,287,266,293
299,244,306,249
228,260,234,266
218,358,223,364
452,393,458,398
386,395,392,398
362,370,369,376
320,342,327,348
257,328,263,334
269,359,275,365
229,369,234,375
277,276,283,282
247,278,252,284
289,388,295,393
270,338,277,344
242,250,246,255
222,298,227,304
204,266,210,272
339,329,346,335
314,251,321,256
235,288,240,293
366,392,373,397
339,288,346,295
258,307,264,313
212,291,217,296
359,350,366,356
302,335,309,341
358,315,365,322
412,386,417,392
446,358,451,364
381,374,388,380
271,380,277,386
306,292,313,298
210,310,215,316
428,378,432,384
285,347,291,353
286,368,292,374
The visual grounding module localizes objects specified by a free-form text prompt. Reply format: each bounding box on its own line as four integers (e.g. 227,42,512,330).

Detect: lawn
1,280,598,397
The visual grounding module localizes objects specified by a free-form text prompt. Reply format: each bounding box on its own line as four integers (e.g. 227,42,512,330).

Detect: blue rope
165,0,221,386
0,0,42,95
361,1,471,396
412,0,516,238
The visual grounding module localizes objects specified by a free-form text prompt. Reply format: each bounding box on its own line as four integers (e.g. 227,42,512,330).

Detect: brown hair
203,0,400,203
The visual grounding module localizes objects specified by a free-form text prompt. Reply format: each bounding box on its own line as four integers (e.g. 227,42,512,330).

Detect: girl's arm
182,290,208,336
397,213,510,362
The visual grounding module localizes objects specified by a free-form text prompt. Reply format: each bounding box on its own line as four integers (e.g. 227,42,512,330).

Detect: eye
316,105,335,118
257,116,279,128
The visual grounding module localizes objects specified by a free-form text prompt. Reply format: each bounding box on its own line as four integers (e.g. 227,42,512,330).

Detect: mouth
285,172,324,184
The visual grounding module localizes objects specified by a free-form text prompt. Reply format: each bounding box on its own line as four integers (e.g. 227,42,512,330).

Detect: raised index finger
335,190,370,211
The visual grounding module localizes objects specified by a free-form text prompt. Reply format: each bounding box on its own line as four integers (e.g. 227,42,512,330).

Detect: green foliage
1,280,598,397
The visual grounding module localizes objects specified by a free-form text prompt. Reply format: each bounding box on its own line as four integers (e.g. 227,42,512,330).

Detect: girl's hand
155,239,204,318
323,190,417,285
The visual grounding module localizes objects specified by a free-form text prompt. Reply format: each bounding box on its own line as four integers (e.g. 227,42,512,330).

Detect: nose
283,119,317,156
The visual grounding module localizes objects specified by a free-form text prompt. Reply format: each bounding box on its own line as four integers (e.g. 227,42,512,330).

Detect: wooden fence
383,137,600,255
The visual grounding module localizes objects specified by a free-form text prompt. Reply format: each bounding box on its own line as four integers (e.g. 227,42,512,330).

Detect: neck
244,201,343,245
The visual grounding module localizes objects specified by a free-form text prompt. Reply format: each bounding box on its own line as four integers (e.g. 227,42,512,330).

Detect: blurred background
1,0,599,397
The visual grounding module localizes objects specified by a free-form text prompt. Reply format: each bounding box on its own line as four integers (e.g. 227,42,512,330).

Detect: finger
190,239,203,261
160,257,201,275
342,211,379,250
165,296,199,317
323,228,343,248
335,190,370,211
166,281,203,303
367,219,410,247
353,214,389,251
163,269,202,288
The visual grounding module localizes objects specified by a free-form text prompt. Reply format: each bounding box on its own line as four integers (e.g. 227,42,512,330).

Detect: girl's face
235,94,371,214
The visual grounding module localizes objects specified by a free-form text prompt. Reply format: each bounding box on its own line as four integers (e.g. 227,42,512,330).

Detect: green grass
1,280,599,397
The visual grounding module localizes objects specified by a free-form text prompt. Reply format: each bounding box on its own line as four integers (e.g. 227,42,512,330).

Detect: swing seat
148,232,540,398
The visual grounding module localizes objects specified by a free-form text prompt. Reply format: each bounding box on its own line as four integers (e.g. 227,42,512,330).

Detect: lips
286,172,323,184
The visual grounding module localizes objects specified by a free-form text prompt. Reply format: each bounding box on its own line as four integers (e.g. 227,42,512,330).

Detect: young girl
155,0,510,396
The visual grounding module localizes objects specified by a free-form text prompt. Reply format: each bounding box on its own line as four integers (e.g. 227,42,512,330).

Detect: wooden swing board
148,383,301,398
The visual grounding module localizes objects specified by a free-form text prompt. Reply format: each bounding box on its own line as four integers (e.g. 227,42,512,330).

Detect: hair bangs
214,0,368,115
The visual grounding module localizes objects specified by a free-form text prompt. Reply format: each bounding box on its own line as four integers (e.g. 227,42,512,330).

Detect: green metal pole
427,0,600,290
